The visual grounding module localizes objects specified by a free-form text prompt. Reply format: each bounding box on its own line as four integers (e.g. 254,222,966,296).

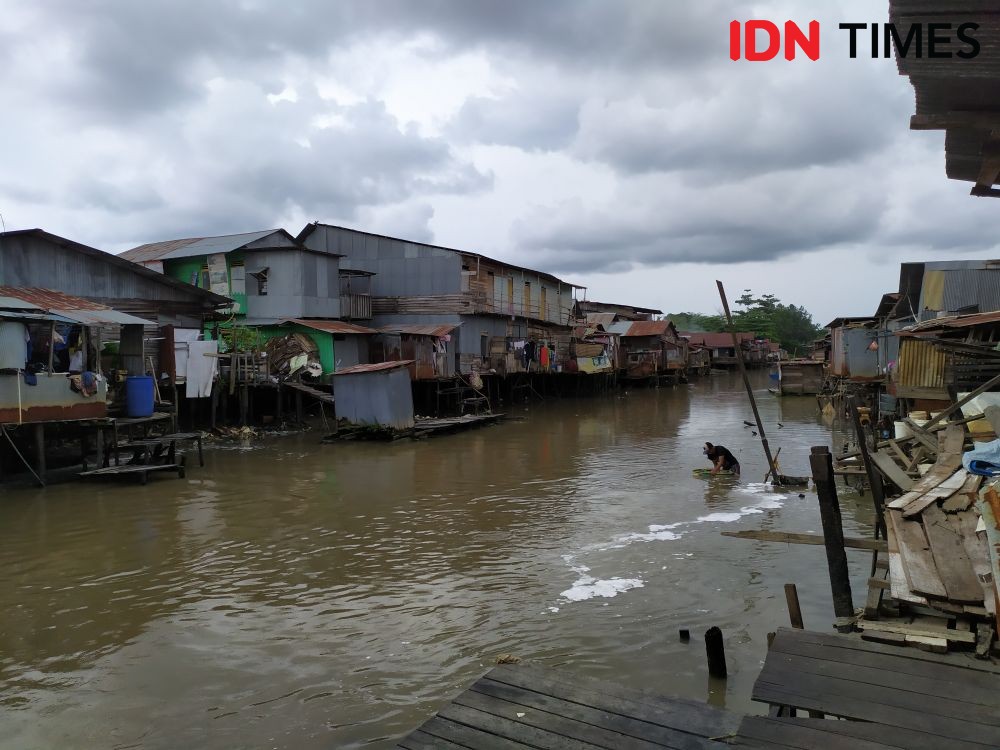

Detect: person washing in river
704,442,740,477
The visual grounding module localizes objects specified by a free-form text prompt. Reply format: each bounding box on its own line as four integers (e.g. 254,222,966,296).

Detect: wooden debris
923,504,984,603
976,623,995,660
887,509,948,599
856,620,975,645
860,630,908,646
871,450,915,491
906,635,949,653
720,529,886,551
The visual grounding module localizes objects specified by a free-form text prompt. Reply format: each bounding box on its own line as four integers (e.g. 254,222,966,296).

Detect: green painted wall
164,252,248,318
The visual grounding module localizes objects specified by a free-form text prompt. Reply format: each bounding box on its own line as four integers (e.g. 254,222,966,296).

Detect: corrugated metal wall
845,328,879,378
895,338,946,389
332,368,414,429
941,269,1000,312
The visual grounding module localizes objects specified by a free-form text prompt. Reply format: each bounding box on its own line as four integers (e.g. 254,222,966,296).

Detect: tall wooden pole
810,445,856,632
716,281,781,484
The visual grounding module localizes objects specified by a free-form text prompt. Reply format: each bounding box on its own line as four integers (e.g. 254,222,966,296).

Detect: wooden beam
910,112,1000,131
922,372,1000,431
721,529,886,551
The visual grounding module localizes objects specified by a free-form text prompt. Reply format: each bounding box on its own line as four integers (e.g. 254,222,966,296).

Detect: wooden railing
342,293,372,320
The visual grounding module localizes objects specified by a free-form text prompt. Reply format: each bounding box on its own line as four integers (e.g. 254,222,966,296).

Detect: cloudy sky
2,1,998,324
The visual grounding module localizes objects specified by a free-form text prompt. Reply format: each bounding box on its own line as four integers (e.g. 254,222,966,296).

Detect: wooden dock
396,628,1000,749
750,628,1000,749
395,661,740,749
413,413,505,437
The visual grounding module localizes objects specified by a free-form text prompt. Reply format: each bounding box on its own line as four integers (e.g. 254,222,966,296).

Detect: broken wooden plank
976,623,995,660
887,430,965,510
943,475,982,513
901,471,969,518
904,419,939,452
860,630,908,647
871,450,916,491
922,504,987,604
720,529,886,551
886,519,929,606
977,489,1000,633
857,620,975,645
887,509,948,600
906,634,949,653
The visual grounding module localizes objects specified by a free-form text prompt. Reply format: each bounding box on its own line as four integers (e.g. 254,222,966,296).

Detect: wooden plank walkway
396,662,739,749
752,628,1000,749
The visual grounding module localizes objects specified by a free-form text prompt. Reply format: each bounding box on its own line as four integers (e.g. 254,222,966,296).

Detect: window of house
198,267,210,289
250,268,269,296
230,262,246,296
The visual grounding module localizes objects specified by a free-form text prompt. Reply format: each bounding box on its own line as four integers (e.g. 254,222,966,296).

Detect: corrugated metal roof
680,332,744,348
283,319,378,335
333,360,415,376
120,230,281,263
585,313,617,328
902,309,1000,332
0,287,153,325
0,287,109,311
378,324,457,337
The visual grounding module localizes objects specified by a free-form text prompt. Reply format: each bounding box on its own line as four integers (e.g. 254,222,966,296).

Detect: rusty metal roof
902,310,1000,333
0,287,153,325
378,324,457,337
333,360,415,376
608,320,674,337
681,332,746,348
283,319,378,335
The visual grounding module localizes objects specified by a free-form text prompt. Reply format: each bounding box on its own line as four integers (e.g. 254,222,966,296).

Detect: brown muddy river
0,372,876,749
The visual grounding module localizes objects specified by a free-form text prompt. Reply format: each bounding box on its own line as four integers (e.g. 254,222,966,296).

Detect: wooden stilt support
784,583,805,629
34,423,46,484
810,445,855,632
705,627,727,678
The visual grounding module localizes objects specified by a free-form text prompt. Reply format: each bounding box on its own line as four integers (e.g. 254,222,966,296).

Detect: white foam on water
561,572,645,602
560,485,792,603
697,512,744,523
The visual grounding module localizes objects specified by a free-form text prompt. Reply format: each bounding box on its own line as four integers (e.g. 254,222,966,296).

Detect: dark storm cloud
508,165,889,274
27,0,727,121
0,0,983,276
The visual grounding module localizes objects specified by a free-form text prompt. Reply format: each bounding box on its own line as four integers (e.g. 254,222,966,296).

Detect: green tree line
666,291,824,356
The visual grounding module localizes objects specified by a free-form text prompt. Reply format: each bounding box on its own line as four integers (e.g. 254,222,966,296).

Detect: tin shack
332,360,415,431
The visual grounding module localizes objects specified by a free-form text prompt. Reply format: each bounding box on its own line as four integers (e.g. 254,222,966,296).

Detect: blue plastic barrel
125,376,155,418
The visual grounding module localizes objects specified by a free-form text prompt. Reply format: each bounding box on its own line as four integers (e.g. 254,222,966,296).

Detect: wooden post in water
847,396,886,529
33,423,46,484
705,627,727,678
716,281,782,484
784,583,805,629
809,445,856,632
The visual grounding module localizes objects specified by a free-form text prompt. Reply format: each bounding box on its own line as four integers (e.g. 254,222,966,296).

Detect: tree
667,291,822,355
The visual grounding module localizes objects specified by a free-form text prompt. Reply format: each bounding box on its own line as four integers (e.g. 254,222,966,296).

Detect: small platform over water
395,661,740,749
396,628,1000,749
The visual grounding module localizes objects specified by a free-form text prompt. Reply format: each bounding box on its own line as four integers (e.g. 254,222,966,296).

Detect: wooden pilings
705,627,728,678
784,583,804,630
809,445,856,632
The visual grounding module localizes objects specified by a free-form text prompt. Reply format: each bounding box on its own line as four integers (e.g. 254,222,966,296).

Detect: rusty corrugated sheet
0,287,154,325
286,319,378,335
333,360,415,376
0,287,109,311
896,338,947,388
377,324,457,337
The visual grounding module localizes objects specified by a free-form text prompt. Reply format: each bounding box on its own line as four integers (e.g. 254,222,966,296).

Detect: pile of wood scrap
263,333,320,379
863,425,998,656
